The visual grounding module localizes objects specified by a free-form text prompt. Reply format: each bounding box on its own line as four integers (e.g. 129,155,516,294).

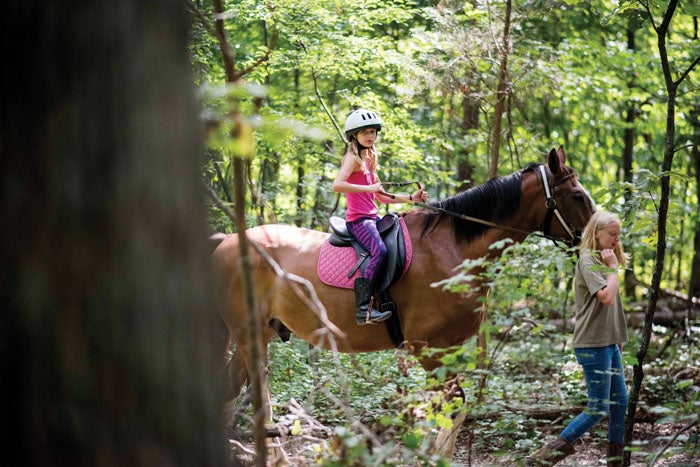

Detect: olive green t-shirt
572,253,628,348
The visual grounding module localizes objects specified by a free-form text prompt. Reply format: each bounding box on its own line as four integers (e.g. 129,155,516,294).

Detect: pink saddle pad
317,217,412,289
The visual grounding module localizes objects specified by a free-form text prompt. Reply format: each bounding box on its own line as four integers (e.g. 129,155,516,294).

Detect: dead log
543,298,697,331
461,403,662,425
626,304,697,328
630,277,699,306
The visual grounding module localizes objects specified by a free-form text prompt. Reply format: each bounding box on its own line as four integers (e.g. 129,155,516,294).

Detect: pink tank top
345,164,378,222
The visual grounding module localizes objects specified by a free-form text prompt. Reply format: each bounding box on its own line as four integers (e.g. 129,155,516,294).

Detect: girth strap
347,252,369,278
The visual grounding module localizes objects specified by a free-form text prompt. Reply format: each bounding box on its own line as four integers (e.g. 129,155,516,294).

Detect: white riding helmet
344,109,383,139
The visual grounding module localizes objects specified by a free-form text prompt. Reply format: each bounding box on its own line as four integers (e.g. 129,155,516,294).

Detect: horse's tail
212,251,242,403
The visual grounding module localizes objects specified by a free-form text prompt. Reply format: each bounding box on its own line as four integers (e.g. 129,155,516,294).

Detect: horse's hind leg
222,348,249,429
226,329,290,465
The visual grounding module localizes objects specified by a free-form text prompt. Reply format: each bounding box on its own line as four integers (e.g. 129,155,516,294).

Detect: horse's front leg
412,347,467,460
224,340,290,466
434,401,467,459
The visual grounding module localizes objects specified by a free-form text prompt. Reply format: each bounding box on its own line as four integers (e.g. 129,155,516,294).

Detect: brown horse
213,147,595,459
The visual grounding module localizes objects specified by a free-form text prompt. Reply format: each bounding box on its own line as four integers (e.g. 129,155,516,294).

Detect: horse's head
540,147,596,246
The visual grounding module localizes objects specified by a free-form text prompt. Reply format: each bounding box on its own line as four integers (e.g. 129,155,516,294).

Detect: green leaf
401,430,423,448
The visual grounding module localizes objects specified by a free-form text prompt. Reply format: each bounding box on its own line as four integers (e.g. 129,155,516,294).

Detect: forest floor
453,421,695,466
231,333,699,466
231,419,697,466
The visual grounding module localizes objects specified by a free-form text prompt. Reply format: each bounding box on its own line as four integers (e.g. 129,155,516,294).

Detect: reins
381,165,580,247
381,190,535,237
382,181,421,187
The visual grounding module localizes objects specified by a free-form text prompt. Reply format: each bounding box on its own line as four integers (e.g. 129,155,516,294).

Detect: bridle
381,164,582,247
537,164,580,246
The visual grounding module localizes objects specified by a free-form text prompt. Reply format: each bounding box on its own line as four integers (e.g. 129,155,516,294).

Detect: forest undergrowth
228,320,699,466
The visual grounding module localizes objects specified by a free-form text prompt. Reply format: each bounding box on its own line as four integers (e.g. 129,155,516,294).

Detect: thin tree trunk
693,18,700,303
232,156,267,466
458,85,480,192
210,0,268,464
296,165,305,227
689,102,700,302
489,0,512,179
623,26,638,300
625,2,691,464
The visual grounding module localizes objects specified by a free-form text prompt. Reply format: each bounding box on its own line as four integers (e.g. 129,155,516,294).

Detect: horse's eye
572,193,585,202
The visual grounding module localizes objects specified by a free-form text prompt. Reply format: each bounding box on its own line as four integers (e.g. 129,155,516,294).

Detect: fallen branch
648,418,698,466
626,305,698,328
236,398,334,440
460,402,663,425
631,277,699,306
541,299,697,331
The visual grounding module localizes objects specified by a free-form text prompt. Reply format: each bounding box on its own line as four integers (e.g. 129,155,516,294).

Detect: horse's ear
556,146,567,163
547,146,566,175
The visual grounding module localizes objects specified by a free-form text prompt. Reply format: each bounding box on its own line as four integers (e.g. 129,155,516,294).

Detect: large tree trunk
1,2,227,466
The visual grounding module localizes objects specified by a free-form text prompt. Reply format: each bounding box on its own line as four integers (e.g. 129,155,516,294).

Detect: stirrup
356,308,392,325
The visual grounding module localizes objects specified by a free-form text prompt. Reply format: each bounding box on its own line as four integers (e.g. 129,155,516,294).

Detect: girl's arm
374,175,428,204
332,156,382,193
595,272,619,307
595,249,619,307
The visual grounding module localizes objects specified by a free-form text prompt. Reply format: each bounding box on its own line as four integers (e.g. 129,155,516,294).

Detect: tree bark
489,0,512,180
689,102,700,303
458,88,480,192
209,0,268,465
625,1,685,462
623,26,638,300
1,1,226,465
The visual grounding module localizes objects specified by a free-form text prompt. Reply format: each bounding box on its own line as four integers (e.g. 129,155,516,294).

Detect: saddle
317,212,411,347
324,212,408,293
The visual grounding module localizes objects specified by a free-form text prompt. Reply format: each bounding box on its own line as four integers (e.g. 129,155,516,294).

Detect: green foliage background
193,0,698,293
188,0,699,463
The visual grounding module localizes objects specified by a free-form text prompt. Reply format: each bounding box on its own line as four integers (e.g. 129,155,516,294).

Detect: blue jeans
560,344,628,445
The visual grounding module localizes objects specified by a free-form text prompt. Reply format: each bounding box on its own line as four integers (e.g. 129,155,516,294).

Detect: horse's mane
420,163,541,243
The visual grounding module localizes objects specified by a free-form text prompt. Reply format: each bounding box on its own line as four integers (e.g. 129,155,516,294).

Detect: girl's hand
367,182,383,193
411,188,428,202
601,249,619,270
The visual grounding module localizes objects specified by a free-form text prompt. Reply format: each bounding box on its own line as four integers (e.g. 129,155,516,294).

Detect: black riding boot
606,443,624,467
524,437,575,466
354,277,391,325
